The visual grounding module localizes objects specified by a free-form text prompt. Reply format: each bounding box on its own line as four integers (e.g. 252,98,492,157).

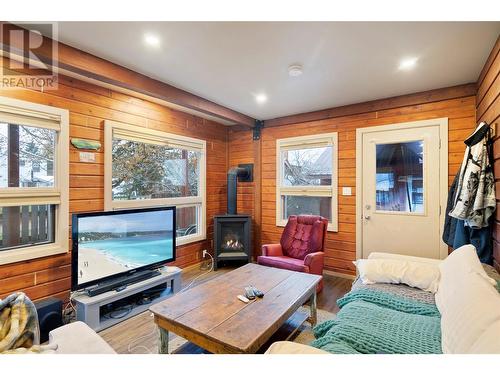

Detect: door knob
364,215,371,220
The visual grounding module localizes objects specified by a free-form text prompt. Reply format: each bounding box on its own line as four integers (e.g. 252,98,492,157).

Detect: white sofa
49,321,116,354
265,341,328,354
266,246,500,354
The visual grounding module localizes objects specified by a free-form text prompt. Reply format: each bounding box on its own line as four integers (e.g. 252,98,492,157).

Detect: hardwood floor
98,263,353,354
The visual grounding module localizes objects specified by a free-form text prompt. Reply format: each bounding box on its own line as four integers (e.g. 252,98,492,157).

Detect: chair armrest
304,251,324,275
262,244,284,257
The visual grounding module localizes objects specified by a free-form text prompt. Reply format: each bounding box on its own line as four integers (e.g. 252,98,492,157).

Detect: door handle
364,215,371,220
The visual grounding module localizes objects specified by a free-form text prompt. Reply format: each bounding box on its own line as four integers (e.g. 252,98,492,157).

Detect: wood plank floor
99,263,353,354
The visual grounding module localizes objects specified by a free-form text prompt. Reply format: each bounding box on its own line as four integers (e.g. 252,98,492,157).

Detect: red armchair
257,215,328,292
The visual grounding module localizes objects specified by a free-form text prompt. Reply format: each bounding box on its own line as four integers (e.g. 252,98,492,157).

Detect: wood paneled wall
0,72,229,302
478,36,500,272
229,93,477,276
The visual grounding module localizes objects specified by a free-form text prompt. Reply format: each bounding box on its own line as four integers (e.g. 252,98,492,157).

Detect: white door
360,122,446,259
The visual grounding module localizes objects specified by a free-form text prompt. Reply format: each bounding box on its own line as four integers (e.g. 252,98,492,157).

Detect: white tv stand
73,266,181,332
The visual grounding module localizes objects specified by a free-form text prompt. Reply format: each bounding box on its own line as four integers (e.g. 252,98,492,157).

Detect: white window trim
104,120,206,246
276,132,338,232
0,96,69,265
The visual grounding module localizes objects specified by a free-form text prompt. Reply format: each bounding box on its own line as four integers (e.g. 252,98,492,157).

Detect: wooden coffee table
149,263,321,354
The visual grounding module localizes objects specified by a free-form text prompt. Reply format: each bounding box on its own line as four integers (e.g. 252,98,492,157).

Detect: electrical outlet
202,250,208,258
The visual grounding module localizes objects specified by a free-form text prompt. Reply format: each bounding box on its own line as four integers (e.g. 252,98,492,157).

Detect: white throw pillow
368,252,442,265
435,245,500,354
354,258,441,293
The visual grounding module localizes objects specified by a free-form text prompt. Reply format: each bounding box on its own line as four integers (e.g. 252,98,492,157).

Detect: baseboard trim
178,261,204,273
323,269,357,280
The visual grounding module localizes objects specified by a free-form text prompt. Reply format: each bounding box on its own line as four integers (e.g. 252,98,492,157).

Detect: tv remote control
252,287,264,298
237,294,250,303
245,286,256,300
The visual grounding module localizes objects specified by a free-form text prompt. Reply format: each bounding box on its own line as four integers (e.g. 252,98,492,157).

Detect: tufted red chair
257,215,328,292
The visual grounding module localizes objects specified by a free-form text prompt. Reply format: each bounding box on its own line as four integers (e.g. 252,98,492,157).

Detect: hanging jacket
448,122,495,228
442,172,460,247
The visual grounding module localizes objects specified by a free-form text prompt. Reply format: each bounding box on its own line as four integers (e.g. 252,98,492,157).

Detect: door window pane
112,138,200,200
0,123,56,188
0,204,56,251
281,195,332,222
176,205,198,238
376,141,424,213
281,145,332,186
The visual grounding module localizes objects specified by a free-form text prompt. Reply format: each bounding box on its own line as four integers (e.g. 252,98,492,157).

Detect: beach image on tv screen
77,210,174,285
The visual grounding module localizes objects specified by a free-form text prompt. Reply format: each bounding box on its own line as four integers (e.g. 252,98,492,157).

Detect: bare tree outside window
282,146,332,187
280,145,334,221
111,138,200,200
0,123,55,188
111,138,201,239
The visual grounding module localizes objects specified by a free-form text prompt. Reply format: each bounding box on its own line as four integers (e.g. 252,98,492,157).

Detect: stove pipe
227,166,250,215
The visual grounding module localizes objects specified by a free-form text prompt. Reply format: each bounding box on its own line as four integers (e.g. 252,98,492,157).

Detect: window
276,133,338,231
46,160,54,177
32,161,40,173
375,141,424,213
0,97,69,265
104,121,206,245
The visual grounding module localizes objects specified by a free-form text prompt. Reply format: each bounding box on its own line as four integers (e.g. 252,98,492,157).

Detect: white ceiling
55,22,500,121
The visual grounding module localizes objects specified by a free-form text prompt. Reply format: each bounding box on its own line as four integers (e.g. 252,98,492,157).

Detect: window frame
276,132,338,232
104,120,207,246
0,96,69,265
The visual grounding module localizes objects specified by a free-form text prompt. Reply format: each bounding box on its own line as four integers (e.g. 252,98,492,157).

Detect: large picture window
276,133,338,231
0,97,69,264
104,121,206,245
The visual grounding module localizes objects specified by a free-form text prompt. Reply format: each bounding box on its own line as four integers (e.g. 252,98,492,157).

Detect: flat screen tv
71,206,176,291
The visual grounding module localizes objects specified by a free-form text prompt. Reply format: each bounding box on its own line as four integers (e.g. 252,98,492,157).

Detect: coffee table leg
308,290,317,327
158,327,169,354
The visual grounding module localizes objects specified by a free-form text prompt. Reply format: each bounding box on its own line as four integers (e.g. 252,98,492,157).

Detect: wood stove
213,164,253,269
213,214,251,269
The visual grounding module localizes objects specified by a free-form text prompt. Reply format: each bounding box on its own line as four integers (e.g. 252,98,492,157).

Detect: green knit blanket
310,300,442,354
337,288,441,317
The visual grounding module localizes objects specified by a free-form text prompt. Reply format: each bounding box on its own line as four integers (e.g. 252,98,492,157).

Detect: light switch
342,187,352,196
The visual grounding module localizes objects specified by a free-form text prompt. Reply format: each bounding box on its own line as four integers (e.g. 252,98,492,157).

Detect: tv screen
71,207,176,291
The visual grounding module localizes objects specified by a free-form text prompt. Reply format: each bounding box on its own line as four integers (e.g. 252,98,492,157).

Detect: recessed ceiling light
255,93,268,104
144,33,160,47
398,57,418,71
288,64,303,77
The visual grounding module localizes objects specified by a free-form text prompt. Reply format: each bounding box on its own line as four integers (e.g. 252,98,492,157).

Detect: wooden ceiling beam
0,22,256,127
264,83,477,127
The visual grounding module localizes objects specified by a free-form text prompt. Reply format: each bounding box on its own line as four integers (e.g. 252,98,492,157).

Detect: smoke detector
288,64,303,77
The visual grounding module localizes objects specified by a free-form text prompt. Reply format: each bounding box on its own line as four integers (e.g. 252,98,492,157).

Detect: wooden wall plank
265,83,476,127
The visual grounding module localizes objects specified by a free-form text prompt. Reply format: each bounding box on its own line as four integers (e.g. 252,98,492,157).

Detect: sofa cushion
257,255,309,273
280,215,326,259
435,245,500,354
49,321,116,354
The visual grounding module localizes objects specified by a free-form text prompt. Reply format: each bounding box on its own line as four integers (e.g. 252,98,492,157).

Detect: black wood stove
213,164,253,269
